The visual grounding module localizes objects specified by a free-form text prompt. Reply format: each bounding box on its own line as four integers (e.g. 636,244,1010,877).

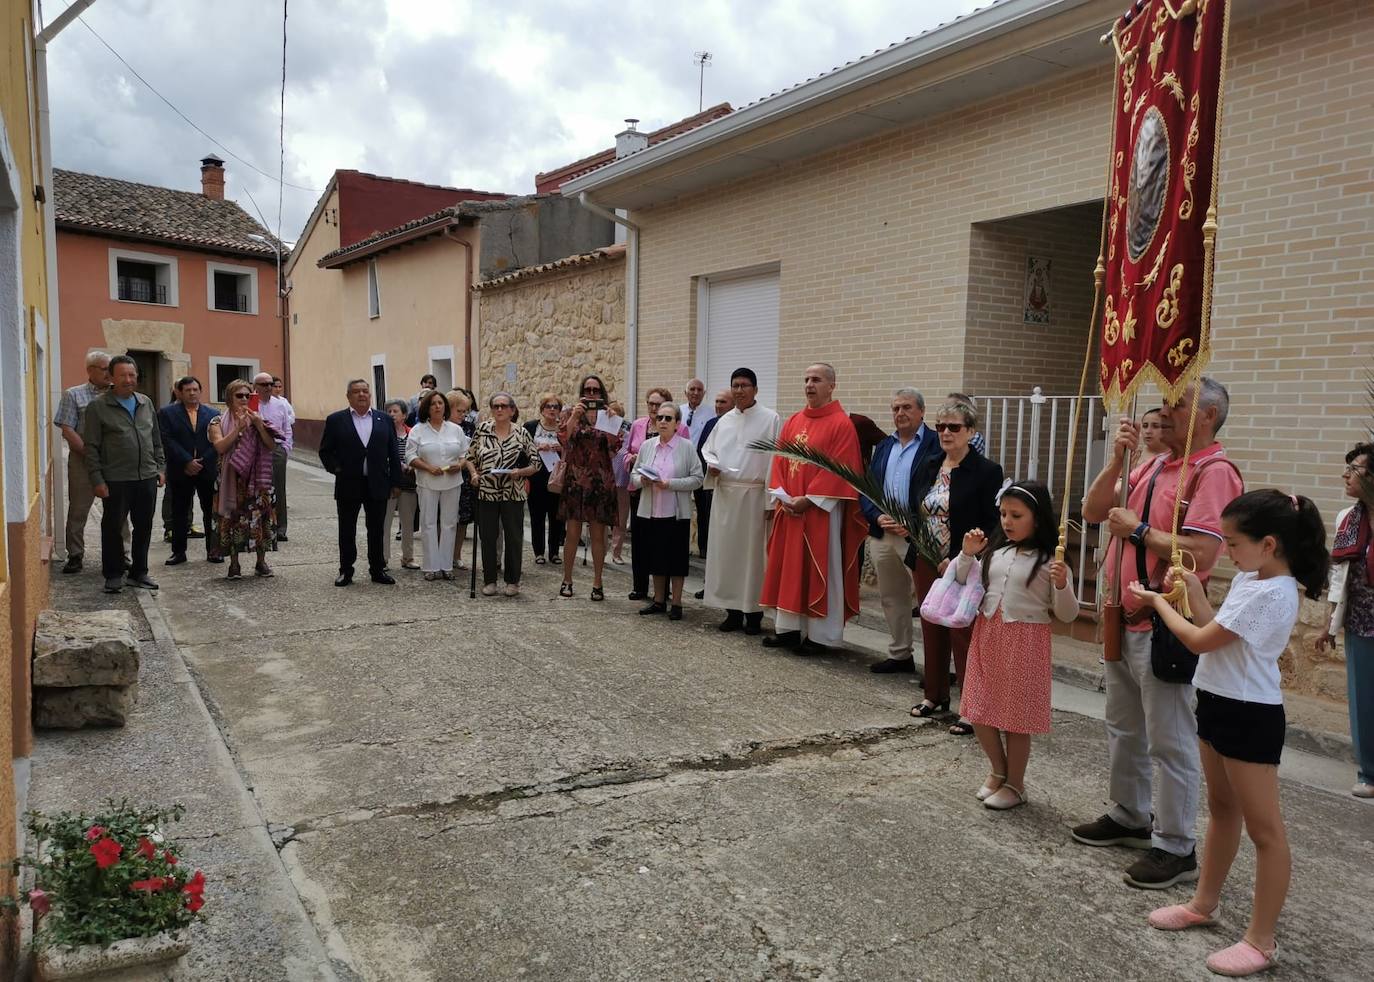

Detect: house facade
563,0,1372,698
53,159,284,404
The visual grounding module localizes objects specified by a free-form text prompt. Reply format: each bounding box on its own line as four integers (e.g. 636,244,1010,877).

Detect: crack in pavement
288,722,941,836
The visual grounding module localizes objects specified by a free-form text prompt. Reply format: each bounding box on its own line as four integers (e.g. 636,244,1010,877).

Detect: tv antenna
693,51,712,112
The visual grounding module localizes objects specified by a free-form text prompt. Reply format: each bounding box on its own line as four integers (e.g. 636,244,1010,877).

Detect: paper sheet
538,450,561,472
594,411,624,435
639,466,662,483
768,486,796,506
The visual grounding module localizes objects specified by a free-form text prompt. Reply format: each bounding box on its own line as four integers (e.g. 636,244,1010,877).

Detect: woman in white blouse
404,391,472,580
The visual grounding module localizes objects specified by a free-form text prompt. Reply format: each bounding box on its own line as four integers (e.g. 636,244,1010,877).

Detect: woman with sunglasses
209,378,284,579
907,399,1004,734
630,402,704,620
525,393,566,566
558,374,621,600
468,393,540,596
619,387,689,600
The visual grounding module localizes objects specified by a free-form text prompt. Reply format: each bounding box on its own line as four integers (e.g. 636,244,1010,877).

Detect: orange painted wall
56,230,283,390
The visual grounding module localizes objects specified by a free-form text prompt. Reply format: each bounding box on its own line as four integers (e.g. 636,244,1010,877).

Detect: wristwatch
1129,522,1150,547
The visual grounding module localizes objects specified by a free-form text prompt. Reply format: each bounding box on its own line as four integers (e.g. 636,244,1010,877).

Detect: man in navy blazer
860,387,940,674
158,376,221,566
318,378,403,586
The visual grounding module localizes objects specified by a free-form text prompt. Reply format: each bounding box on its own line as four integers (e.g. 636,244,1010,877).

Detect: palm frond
748,437,946,568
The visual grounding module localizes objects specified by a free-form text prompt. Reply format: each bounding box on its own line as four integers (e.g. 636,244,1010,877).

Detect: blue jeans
1347,632,1374,784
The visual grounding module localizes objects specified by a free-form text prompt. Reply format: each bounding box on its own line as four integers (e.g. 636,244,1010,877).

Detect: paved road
145,460,1370,981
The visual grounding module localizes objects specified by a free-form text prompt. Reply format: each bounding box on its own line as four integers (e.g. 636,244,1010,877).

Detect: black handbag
1135,461,1199,685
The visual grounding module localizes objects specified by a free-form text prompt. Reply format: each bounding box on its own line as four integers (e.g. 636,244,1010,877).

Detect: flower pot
36,927,192,981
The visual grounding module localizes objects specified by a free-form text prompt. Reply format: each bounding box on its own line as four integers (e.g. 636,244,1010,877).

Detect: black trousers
102,478,157,579
629,490,649,595
336,482,389,576
478,499,525,585
168,476,216,557
527,471,564,558
694,488,713,557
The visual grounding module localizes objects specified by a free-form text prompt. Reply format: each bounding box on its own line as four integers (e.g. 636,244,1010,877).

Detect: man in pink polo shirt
1073,376,1243,890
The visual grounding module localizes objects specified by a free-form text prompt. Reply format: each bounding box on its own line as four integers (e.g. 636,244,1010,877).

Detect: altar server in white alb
700,367,781,635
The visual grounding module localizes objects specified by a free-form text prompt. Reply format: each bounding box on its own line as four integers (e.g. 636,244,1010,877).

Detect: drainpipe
36,1,101,558
443,226,475,388
575,192,638,406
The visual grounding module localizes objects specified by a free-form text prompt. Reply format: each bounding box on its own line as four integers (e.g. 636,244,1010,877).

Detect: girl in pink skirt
954,480,1078,810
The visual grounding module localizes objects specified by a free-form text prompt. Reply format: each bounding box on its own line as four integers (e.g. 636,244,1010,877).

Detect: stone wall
477,254,627,413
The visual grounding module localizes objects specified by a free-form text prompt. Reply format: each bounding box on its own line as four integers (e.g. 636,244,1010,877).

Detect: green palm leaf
747,437,946,568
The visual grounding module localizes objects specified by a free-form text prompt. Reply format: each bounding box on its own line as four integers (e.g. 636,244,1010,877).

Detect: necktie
686,409,694,427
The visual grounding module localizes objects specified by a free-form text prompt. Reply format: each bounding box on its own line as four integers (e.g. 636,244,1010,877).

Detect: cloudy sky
47,0,986,243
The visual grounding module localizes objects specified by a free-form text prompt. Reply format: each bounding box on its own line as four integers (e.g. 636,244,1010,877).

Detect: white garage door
699,270,780,411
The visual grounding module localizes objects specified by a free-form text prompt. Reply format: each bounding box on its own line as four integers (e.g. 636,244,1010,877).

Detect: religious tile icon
1023,256,1052,325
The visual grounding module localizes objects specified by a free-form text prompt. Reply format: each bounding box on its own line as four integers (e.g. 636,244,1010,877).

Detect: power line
71,10,321,194
277,0,288,249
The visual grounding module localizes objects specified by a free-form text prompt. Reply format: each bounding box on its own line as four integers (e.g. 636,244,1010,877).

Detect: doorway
128,349,163,404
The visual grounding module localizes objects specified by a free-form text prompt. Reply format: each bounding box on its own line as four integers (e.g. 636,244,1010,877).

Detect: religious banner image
1023,256,1052,325
1099,0,1230,409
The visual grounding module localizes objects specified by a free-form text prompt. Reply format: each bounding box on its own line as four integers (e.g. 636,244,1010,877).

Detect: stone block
34,682,139,729
33,609,140,687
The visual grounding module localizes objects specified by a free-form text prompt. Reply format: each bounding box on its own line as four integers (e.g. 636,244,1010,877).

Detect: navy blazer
157,402,220,483
860,426,941,537
318,408,403,501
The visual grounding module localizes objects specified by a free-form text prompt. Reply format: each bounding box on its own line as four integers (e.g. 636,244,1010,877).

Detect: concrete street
30,459,1374,981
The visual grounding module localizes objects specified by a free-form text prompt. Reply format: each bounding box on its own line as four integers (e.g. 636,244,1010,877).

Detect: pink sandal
1148,902,1220,931
1205,939,1278,977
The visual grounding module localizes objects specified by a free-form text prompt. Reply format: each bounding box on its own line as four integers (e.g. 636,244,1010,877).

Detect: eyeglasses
934,422,966,433
655,414,676,422
1344,465,1369,477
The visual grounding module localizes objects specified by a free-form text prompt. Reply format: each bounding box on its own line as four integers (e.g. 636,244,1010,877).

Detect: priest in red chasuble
759,363,868,654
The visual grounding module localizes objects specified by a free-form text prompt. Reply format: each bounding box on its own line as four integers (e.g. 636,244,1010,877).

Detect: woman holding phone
559,374,620,601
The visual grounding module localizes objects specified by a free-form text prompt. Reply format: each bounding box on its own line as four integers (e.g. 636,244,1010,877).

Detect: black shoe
102,577,124,594
762,630,801,649
62,557,82,574
627,591,646,601
335,573,353,587
165,553,188,566
694,589,705,600
1070,814,1153,850
1123,848,1199,890
125,573,158,590
743,613,763,636
638,601,667,615
871,657,915,674
794,638,827,657
207,554,225,564
277,533,288,542
718,611,744,633
669,605,683,621
371,572,396,585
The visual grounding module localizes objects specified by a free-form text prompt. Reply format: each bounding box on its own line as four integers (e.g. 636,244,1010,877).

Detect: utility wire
71,8,320,194
277,0,288,248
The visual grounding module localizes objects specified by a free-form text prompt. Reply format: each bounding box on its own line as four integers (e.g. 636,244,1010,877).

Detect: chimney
614,119,648,159
200,154,225,200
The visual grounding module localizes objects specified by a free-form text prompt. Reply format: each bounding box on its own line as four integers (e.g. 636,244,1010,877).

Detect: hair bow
993,478,1014,506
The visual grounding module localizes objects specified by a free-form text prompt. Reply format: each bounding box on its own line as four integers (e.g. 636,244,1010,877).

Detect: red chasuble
758,400,867,622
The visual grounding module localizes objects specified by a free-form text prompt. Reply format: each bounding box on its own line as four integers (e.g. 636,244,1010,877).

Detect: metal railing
214,294,249,312
975,387,1109,610
117,277,167,304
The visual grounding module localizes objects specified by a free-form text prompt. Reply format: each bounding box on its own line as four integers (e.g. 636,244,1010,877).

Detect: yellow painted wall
284,188,343,422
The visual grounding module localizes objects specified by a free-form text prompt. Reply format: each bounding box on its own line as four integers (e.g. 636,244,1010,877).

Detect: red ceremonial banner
1099,0,1230,410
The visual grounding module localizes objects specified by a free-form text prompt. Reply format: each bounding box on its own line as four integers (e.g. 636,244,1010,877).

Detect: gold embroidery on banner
1139,232,1172,290
1152,2,1170,34
1121,299,1138,345
1156,264,1184,329
1121,55,1138,112
1121,358,1135,379
1194,0,1210,51
1179,93,1200,220
1168,338,1195,368
1157,71,1185,109
1104,295,1120,347
1148,30,1166,79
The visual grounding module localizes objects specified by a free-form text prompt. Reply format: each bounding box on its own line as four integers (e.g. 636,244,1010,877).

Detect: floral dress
558,419,619,525
214,414,280,553
922,469,953,557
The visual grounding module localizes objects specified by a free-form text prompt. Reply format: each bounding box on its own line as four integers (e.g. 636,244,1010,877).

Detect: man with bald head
253,371,293,542
759,363,867,653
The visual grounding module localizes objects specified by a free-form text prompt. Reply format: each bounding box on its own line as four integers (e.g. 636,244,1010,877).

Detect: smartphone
582,398,606,412
248,393,260,412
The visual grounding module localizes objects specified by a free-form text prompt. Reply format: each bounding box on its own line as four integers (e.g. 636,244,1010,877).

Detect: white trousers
418,486,460,572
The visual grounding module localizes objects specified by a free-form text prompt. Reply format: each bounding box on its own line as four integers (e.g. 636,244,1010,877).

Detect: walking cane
469,498,479,599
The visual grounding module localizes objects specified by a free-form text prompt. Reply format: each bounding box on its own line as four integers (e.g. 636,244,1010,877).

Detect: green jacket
81,390,165,486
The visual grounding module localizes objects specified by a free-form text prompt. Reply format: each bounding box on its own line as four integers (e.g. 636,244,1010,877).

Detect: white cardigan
954,546,1079,625
1328,505,1354,635
630,435,704,520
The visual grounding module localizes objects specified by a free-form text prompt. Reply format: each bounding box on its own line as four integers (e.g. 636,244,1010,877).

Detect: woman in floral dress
210,379,283,579
559,374,620,601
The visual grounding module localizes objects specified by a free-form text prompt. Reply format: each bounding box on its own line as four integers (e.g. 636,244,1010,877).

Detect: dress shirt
881,425,927,511
680,402,711,443
351,409,373,475
405,420,470,491
257,395,294,452
649,436,681,518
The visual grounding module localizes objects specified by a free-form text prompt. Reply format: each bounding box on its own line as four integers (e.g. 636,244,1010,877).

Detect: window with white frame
428,344,455,394
208,356,261,404
109,247,178,306
207,261,258,314
367,259,381,319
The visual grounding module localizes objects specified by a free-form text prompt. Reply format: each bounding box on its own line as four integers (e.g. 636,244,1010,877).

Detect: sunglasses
491,403,514,410
542,403,562,411
934,422,966,433
582,387,603,395
655,414,677,423
233,393,251,400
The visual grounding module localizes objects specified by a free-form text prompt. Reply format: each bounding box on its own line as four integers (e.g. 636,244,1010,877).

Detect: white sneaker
481,583,497,596
1353,782,1374,799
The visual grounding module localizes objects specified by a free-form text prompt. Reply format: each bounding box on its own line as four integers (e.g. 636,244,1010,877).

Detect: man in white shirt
253,372,294,543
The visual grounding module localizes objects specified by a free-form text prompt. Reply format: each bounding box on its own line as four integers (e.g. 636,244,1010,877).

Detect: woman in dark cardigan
906,399,1004,735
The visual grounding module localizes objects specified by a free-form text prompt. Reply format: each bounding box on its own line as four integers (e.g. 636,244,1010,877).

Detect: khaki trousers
869,533,915,660
65,455,129,562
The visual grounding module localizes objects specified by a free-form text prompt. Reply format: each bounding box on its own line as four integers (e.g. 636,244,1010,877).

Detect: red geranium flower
163,850,178,866
90,837,123,869
28,889,50,915
136,836,157,860
182,870,205,898
131,876,170,892
186,895,204,913
84,825,106,841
